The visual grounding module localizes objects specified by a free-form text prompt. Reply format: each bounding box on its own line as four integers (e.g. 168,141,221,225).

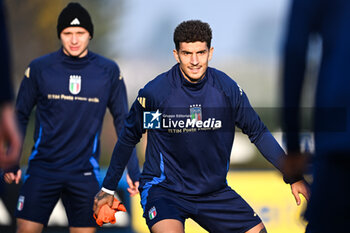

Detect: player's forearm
255,131,285,171
15,109,30,140
102,140,135,191
255,131,303,183
126,148,140,182
15,80,37,139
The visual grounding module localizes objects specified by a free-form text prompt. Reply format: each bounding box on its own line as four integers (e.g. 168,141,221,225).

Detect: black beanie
57,2,94,38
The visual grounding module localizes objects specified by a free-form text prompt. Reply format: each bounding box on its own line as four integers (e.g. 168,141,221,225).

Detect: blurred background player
282,0,350,232
0,0,21,171
94,20,309,233
0,2,23,232
3,2,140,233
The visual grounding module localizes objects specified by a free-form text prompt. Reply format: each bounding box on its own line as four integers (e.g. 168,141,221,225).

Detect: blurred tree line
5,0,124,88
4,0,126,167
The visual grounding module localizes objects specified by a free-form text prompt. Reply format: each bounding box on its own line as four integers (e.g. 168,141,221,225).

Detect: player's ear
208,47,214,61
173,49,180,63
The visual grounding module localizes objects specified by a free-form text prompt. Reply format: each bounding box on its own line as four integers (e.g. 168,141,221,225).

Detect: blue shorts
15,173,99,227
141,185,261,233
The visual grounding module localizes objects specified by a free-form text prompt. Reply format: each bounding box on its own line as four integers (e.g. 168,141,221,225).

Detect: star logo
151,110,161,122
143,110,162,129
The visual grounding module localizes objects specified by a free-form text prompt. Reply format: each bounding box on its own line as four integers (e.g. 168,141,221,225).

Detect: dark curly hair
173,20,212,50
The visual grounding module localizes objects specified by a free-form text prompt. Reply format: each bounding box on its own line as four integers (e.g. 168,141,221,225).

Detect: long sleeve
234,88,299,183
104,88,146,190
234,90,268,144
15,64,39,139
107,67,140,182
282,0,321,152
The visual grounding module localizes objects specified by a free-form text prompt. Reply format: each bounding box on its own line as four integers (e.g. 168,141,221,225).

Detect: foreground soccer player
3,3,140,233
282,0,350,232
0,0,21,171
94,20,309,233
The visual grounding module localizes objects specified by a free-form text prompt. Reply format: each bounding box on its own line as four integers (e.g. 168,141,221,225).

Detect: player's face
173,41,213,83
60,27,90,58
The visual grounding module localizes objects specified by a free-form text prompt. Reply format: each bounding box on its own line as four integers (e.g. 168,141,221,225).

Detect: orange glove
94,197,127,226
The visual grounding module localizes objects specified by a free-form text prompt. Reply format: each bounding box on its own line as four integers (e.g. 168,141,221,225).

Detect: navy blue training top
16,48,140,181
283,0,350,156
103,64,288,195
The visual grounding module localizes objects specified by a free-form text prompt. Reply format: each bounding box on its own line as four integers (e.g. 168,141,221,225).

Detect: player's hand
0,104,22,170
290,179,310,205
126,174,139,197
3,169,22,184
93,190,114,217
93,197,126,226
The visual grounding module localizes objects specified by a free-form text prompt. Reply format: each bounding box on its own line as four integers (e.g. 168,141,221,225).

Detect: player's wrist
101,187,115,195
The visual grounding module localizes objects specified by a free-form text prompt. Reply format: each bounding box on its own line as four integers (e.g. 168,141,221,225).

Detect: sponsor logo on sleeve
24,67,30,78
137,97,146,108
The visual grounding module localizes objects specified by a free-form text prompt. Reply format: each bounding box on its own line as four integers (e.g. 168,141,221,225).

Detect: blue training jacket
16,48,140,181
283,0,350,157
102,64,288,195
